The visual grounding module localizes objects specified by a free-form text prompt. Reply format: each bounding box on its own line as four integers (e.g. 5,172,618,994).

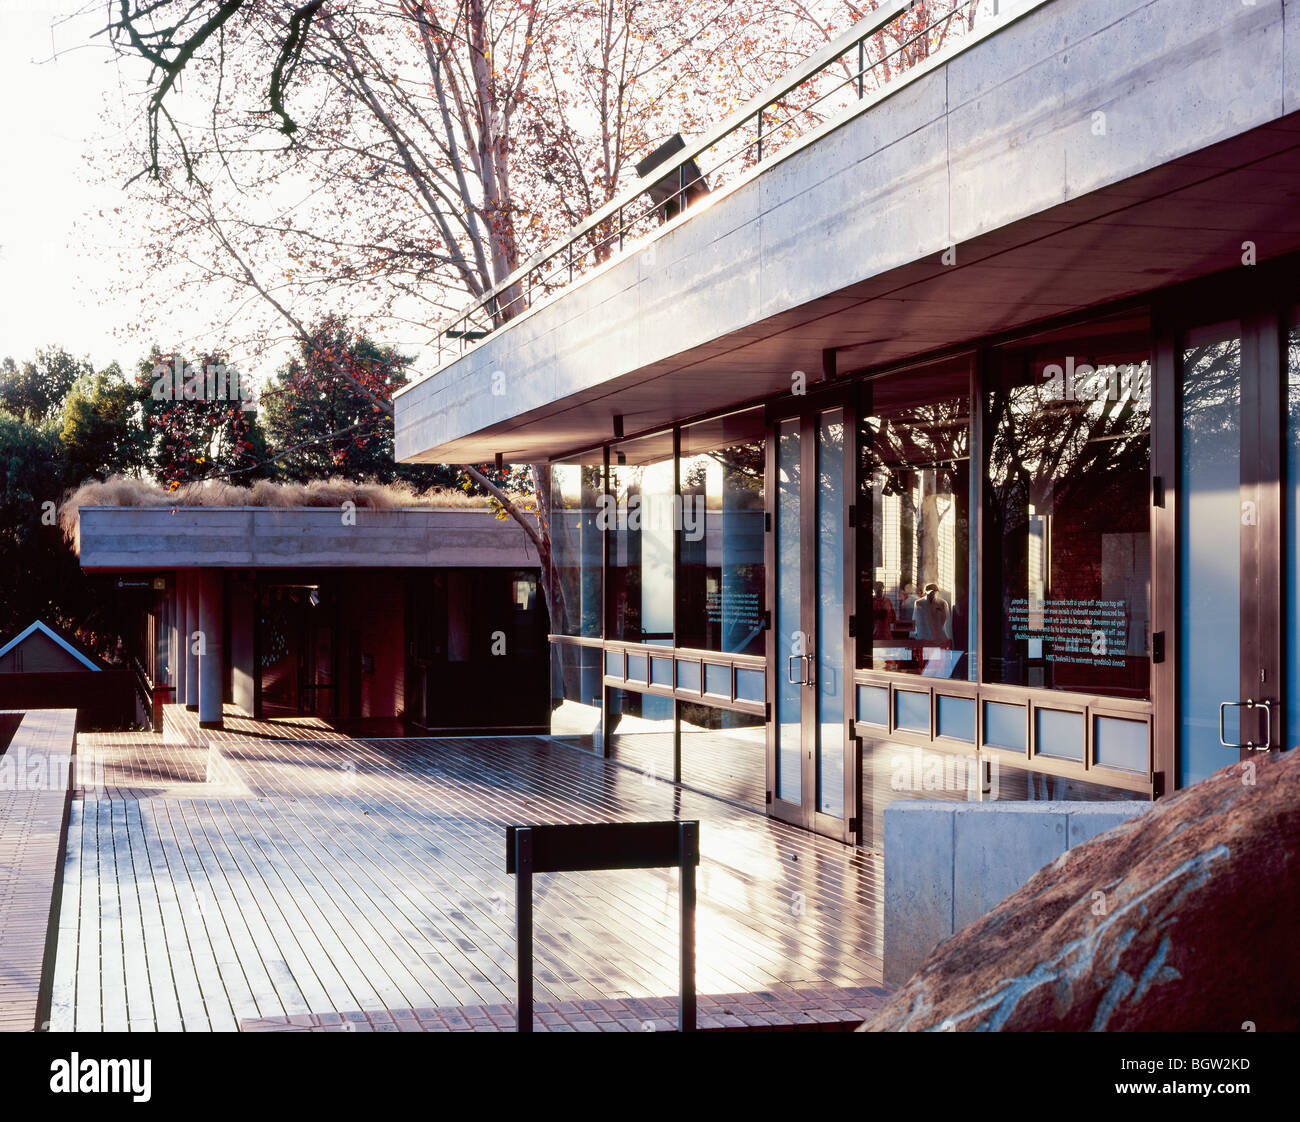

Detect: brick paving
53,706,885,1032
0,709,77,1032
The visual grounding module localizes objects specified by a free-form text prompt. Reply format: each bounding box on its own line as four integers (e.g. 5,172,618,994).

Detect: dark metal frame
508,821,699,1032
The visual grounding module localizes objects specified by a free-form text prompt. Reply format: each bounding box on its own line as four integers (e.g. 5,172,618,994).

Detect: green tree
136,347,271,486
0,346,93,423
0,411,89,640
59,363,149,483
260,317,462,488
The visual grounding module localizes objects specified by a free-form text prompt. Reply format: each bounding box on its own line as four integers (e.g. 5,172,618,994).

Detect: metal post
678,820,697,1032
857,39,865,98
756,106,764,162
515,827,533,1032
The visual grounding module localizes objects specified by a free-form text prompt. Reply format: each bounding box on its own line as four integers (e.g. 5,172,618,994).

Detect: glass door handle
1219,699,1271,750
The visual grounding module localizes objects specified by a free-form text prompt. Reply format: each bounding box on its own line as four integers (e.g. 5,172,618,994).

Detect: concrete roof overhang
394,0,1300,464
76,506,539,572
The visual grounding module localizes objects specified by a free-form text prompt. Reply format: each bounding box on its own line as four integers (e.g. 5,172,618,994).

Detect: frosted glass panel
984,701,1026,751
1179,324,1241,786
775,419,802,803
936,695,975,742
817,410,846,818
1035,708,1084,761
894,690,929,733
1094,715,1148,772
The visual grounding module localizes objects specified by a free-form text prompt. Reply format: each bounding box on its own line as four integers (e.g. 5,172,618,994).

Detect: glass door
1176,316,1285,785
768,400,858,841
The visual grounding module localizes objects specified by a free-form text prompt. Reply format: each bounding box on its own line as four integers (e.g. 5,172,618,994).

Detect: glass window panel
894,689,930,733
608,432,676,645
704,662,730,697
985,310,1152,698
734,666,764,702
1034,707,1084,761
860,738,980,849
1287,315,1300,756
989,757,1146,802
604,650,623,677
858,684,888,727
1179,323,1241,785
984,700,1026,751
626,653,648,682
936,694,975,742
676,659,701,692
859,357,972,679
551,642,603,751
775,419,802,803
679,701,765,810
817,409,846,817
606,687,674,779
650,657,673,687
549,455,604,638
1094,715,1148,773
679,409,766,656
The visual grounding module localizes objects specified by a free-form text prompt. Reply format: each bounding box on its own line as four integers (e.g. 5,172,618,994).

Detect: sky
0,1,187,371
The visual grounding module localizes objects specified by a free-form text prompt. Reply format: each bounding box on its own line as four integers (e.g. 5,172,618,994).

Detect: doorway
767,399,858,842
1174,313,1288,785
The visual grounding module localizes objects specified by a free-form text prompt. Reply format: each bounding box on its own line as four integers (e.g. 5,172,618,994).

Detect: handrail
431,0,1027,366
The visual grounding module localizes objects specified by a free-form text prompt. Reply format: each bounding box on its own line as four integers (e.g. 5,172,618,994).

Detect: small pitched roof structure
0,621,102,673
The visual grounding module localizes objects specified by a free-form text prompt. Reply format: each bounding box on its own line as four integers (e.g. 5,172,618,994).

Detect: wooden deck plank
58,727,884,1030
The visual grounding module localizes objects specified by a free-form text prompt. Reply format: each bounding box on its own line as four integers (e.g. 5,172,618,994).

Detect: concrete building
76,505,549,732
394,0,1300,849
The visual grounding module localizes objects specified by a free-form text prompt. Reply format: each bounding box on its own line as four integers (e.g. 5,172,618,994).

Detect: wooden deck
0,709,77,1032
52,710,884,1031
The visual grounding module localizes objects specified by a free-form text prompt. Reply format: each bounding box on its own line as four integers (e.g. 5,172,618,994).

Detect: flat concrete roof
77,506,540,571
395,0,1300,462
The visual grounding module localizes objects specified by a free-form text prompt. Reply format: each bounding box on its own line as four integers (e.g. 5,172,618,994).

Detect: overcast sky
0,1,163,371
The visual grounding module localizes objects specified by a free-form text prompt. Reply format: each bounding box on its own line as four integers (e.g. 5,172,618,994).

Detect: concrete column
185,572,200,709
170,573,184,701
198,569,224,728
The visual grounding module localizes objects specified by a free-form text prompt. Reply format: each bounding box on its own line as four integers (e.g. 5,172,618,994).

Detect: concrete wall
78,507,540,570
883,799,1150,985
396,0,1297,460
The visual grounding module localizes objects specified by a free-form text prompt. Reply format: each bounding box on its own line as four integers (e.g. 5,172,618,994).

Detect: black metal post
679,820,697,1032
515,826,533,1032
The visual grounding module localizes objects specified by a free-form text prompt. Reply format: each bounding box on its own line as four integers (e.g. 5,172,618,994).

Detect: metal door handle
787,654,804,685
803,653,815,687
1219,699,1272,750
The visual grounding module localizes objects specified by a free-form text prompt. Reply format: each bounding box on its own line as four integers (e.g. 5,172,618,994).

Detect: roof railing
436,0,1018,365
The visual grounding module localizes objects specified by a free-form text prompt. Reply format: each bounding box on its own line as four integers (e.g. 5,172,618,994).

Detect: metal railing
436,0,1024,364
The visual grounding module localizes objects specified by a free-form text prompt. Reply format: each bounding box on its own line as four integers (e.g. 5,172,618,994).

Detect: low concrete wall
883,800,1150,986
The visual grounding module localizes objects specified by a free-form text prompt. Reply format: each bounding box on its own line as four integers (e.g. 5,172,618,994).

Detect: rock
862,749,1300,1031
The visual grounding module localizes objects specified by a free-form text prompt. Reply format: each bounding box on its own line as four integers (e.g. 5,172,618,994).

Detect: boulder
863,749,1300,1031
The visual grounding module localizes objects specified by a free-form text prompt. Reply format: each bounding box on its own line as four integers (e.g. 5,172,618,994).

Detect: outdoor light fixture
636,133,709,223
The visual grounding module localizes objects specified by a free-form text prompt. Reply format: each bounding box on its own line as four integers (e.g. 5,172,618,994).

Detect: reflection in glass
550,642,603,750
1290,319,1300,756
775,419,802,803
606,686,673,778
1179,324,1241,785
860,359,971,678
986,311,1152,698
549,457,604,637
679,701,766,810
608,434,676,645
817,409,845,818
679,411,766,655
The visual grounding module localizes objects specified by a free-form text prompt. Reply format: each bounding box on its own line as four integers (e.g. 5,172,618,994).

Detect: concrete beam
394,0,1299,462
77,507,540,571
